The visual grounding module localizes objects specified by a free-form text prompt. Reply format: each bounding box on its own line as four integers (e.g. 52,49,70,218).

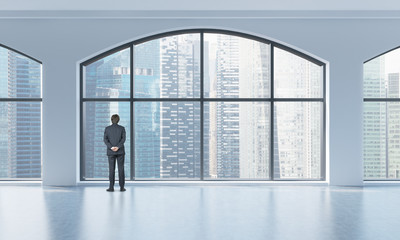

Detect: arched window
364,47,400,180
0,44,42,179
80,29,326,181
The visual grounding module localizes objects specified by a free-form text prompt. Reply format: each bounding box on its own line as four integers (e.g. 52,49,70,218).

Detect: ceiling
2,0,400,11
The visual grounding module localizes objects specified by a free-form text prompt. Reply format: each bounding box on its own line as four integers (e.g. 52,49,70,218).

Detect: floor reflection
0,185,400,240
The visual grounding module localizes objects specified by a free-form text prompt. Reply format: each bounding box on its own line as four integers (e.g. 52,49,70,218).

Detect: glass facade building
0,45,42,179
81,30,326,181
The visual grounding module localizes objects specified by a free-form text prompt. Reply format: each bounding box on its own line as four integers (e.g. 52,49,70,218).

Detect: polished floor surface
0,185,399,240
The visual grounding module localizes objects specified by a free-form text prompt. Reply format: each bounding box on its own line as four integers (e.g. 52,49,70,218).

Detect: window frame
0,43,42,181
80,29,326,181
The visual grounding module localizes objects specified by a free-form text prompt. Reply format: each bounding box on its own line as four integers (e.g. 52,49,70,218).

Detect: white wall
1,14,399,186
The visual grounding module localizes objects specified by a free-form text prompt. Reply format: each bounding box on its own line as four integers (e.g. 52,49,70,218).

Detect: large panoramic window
364,47,400,180
0,44,42,179
81,30,326,181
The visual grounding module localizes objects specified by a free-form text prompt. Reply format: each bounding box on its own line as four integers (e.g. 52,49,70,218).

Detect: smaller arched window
364,47,400,180
0,44,42,179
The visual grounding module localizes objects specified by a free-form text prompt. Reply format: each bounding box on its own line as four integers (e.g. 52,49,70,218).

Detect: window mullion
200,31,204,180
131,44,135,181
270,44,275,180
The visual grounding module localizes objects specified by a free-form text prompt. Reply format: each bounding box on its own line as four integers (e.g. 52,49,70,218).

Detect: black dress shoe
120,188,126,192
106,188,114,192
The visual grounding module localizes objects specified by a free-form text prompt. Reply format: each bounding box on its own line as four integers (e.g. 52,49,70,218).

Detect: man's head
111,114,120,124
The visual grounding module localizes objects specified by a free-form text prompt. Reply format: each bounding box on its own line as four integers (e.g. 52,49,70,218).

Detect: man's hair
111,114,120,124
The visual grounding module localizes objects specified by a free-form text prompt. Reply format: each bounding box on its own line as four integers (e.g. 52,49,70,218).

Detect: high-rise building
0,47,8,177
213,34,241,178
133,34,201,179
363,57,387,178
273,48,322,179
0,47,41,178
206,34,270,179
159,34,201,178
84,49,130,179
238,40,270,179
134,39,161,178
387,73,400,178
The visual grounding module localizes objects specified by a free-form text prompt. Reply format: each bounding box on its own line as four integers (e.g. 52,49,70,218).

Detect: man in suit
104,114,126,192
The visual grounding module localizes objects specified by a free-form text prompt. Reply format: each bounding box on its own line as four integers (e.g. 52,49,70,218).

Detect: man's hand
111,147,119,152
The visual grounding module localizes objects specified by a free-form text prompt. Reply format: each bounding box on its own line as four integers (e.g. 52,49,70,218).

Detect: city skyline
82,32,325,180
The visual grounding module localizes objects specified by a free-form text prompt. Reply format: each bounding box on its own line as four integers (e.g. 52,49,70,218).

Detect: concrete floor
0,185,399,240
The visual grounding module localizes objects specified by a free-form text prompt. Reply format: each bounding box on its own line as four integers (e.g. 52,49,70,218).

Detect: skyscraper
159,34,201,178
363,57,387,178
273,48,322,179
0,47,8,177
206,34,270,179
387,73,400,178
214,34,240,178
0,47,41,178
134,39,161,178
134,34,201,179
84,49,130,179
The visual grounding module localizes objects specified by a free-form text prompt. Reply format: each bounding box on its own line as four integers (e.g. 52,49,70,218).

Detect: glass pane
0,47,41,98
135,102,200,179
204,33,270,98
274,102,322,179
134,34,200,98
364,102,400,179
274,47,323,98
364,48,400,98
0,102,41,178
83,102,131,179
84,48,130,98
204,102,270,179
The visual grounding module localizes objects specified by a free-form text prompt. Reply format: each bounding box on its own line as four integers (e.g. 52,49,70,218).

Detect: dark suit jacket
104,123,126,156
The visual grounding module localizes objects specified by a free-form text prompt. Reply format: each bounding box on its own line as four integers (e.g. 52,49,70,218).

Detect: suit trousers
108,154,125,189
